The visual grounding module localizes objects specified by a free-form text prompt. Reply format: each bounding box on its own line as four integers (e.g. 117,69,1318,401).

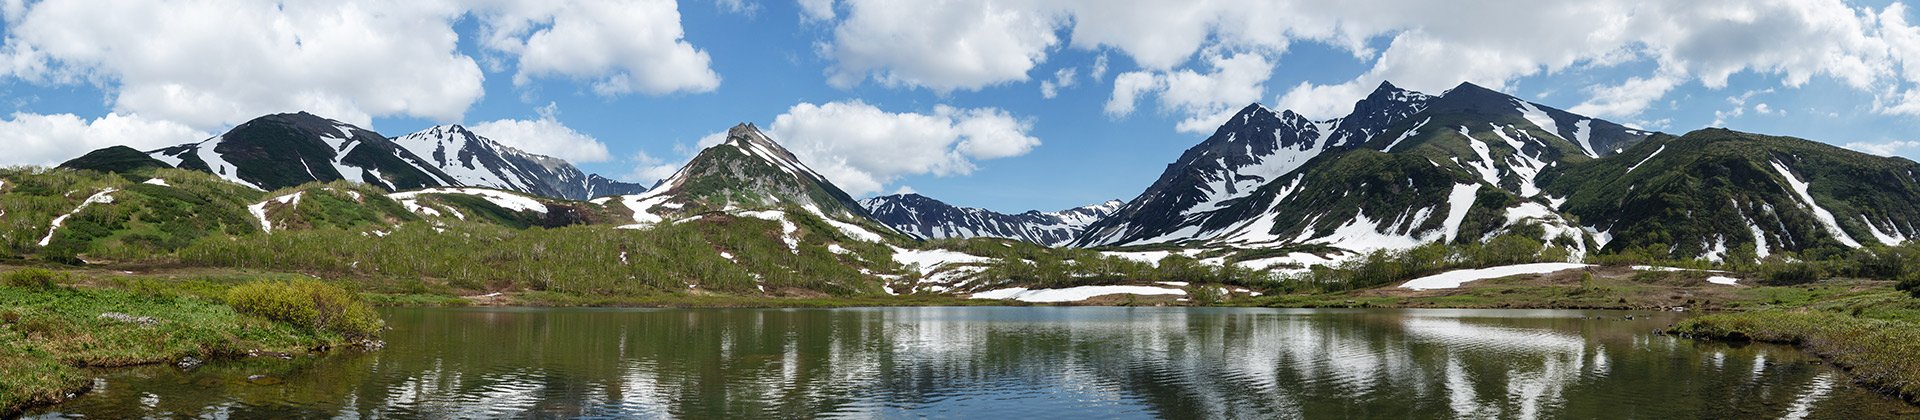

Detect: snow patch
1185,130,1325,216
1624,145,1666,174
1861,215,1908,245
1702,236,1728,263
39,188,118,246
192,138,257,189
969,285,1186,303
1707,276,1741,285
1399,263,1592,290
142,178,170,187
609,192,674,225
388,188,547,214
1585,226,1614,249
1770,161,1861,248
801,204,884,242
1382,117,1430,152
1487,124,1545,197
1310,210,1433,254
1571,119,1597,158
1235,253,1334,273
248,191,304,233
1211,176,1305,245
891,246,993,273
1748,218,1772,260
1442,184,1480,243
738,210,800,253
1459,127,1503,187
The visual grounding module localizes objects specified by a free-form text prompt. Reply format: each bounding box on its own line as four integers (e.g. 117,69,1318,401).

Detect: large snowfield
1399,263,1593,290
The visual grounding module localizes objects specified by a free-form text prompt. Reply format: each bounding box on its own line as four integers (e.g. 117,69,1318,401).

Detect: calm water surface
27,307,1917,419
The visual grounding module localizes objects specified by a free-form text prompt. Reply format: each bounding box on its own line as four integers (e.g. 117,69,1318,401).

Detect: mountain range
51,81,1920,271
862,194,1121,247
60,112,646,200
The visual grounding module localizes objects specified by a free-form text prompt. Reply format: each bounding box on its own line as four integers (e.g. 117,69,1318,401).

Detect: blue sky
6,0,1920,213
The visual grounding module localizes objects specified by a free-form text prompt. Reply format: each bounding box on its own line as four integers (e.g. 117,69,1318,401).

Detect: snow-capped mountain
390,125,647,200
146,112,456,192
595,123,896,242
1075,80,1665,269
1075,81,1434,247
1186,82,1658,259
66,112,646,200
1078,80,1920,267
862,193,1122,246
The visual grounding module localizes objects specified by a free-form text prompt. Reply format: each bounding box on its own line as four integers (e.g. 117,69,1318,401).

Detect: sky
6,0,1920,213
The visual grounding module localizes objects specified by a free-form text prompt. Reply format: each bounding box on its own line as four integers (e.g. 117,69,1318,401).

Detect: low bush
1758,262,1825,286
1898,277,1920,299
1,269,66,289
226,279,383,339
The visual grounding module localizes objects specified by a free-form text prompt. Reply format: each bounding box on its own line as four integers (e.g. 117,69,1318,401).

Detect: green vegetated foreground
0,269,379,417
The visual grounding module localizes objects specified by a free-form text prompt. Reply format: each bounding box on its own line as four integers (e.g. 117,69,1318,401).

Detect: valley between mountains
11,80,1920,414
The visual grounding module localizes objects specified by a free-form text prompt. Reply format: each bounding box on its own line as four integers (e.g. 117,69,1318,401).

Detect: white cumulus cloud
1039,67,1077,99
821,0,1061,92
0,0,723,138
623,150,683,185
0,0,484,130
1106,52,1274,133
765,101,1041,195
796,0,835,21
468,103,612,163
812,0,1920,130
1845,140,1920,156
481,0,721,96
0,112,208,166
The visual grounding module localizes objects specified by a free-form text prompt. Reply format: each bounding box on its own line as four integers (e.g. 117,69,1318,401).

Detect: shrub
2,268,66,289
226,279,383,339
1899,276,1920,299
1759,262,1825,286
1189,285,1224,305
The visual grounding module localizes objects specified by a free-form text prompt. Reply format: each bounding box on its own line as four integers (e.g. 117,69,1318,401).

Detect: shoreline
10,263,1920,414
0,274,376,417
1668,311,1920,406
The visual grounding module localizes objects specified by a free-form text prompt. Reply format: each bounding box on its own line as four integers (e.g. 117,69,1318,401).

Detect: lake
25,307,1916,419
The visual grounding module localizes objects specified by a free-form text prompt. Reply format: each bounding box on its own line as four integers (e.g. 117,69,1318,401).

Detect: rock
176,356,203,370
98,312,158,326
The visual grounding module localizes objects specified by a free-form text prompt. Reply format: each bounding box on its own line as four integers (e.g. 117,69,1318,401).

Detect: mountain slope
58,146,173,174
1359,82,1654,200
390,125,647,200
1076,81,1658,272
1076,82,1435,247
146,112,455,192
597,123,897,242
862,194,1121,246
1546,128,1920,260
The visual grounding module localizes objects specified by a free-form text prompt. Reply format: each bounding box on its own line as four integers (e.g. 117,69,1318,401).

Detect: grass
1236,266,1890,310
0,271,372,416
1670,310,1920,403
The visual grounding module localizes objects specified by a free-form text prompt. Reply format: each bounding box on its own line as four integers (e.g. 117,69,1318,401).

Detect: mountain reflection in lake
27,307,1913,419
